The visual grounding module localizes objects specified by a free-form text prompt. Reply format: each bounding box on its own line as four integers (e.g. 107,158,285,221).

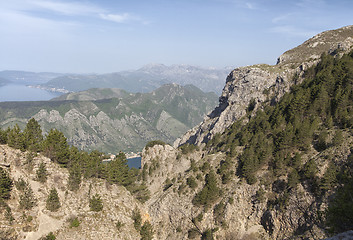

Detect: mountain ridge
40,64,231,95
0,84,218,153
175,25,353,148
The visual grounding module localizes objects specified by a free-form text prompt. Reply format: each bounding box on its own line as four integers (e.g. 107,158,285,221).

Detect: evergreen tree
42,129,70,166
7,124,25,151
0,128,8,144
68,164,82,191
23,118,43,152
19,184,37,210
46,188,60,212
36,162,48,183
0,167,13,200
193,170,220,207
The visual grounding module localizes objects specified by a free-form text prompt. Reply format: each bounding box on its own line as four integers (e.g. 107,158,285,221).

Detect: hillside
175,25,353,147
40,64,231,94
0,71,63,85
0,25,352,240
0,139,145,239
0,84,218,153
139,25,353,239
51,88,131,101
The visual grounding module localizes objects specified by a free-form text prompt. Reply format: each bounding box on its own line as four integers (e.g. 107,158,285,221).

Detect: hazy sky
0,0,352,73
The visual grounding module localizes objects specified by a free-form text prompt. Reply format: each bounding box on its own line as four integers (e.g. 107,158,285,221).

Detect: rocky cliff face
175,25,353,147
143,135,353,239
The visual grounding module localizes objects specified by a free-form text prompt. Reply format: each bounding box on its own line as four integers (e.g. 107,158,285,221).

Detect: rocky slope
142,131,353,240
139,25,353,239
0,84,217,153
0,144,144,240
1,25,352,240
175,25,353,147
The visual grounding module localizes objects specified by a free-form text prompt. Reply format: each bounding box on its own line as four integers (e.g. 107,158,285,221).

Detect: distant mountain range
39,64,230,94
0,84,218,153
0,65,231,95
0,70,64,85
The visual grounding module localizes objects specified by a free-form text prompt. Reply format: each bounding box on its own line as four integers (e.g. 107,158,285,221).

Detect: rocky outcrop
144,131,353,239
0,144,143,240
175,25,353,147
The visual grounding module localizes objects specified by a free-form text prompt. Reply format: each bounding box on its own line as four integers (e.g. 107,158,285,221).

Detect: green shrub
187,176,197,189
89,194,103,212
19,184,37,210
179,144,199,154
192,170,220,207
68,165,81,191
132,208,142,231
140,221,154,240
145,140,166,150
15,177,28,191
42,232,56,240
188,228,200,239
69,217,80,228
116,221,124,231
36,162,48,183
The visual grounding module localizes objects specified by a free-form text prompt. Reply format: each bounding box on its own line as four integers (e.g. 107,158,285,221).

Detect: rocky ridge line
175,25,353,147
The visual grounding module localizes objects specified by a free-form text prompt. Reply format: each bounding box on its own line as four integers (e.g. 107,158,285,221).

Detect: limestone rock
175,25,353,147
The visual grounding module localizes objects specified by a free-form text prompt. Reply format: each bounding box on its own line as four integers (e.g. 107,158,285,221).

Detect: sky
0,0,352,73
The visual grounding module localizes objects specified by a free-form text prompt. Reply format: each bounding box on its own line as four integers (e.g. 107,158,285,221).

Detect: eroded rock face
175,25,353,147
175,67,280,146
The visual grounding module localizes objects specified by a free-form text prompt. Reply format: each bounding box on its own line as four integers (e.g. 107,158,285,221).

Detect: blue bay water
0,84,61,102
127,157,141,169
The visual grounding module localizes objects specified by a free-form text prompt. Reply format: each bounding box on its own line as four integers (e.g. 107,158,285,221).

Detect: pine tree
24,118,43,152
36,162,48,183
46,188,60,212
68,164,82,191
7,124,25,151
193,170,220,207
19,184,37,210
0,167,13,200
42,129,70,166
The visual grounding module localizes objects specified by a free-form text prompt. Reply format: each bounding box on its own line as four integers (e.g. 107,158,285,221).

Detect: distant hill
51,88,131,101
0,70,64,85
41,64,231,94
0,84,218,153
0,77,11,86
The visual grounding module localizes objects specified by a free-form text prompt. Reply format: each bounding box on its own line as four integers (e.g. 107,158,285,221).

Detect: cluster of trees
205,50,353,233
208,50,353,183
0,118,149,202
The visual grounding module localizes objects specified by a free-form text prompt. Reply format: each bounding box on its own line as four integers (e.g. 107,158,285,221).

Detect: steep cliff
175,25,353,148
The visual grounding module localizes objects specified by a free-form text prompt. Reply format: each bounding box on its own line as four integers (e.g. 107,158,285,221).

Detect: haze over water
0,84,61,102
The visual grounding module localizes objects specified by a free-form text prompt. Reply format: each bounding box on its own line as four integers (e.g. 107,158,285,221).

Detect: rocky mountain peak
277,25,353,65
175,25,353,147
